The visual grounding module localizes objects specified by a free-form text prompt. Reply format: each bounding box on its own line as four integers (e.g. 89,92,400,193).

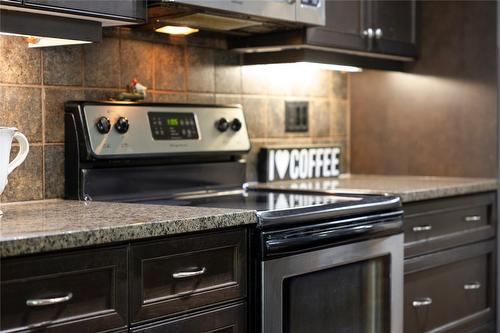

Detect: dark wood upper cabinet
370,0,417,56
306,0,417,58
307,0,368,51
24,0,147,22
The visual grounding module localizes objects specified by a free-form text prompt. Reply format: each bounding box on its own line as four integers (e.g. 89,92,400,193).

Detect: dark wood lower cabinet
130,303,246,333
403,192,497,333
0,246,128,333
404,241,496,333
0,228,248,333
130,229,247,323
403,192,496,258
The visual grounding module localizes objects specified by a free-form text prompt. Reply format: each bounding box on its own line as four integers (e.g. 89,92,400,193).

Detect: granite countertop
249,174,498,203
0,200,257,258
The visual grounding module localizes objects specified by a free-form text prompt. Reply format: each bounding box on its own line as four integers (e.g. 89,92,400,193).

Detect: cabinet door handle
464,215,481,222
362,28,374,39
412,297,432,307
26,293,73,307
464,281,482,290
412,225,432,232
375,28,383,39
172,267,207,279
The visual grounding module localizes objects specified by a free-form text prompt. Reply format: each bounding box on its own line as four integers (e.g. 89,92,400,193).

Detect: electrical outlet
285,101,309,132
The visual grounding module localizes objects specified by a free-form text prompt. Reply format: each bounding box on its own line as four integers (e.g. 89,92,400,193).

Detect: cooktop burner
137,189,361,212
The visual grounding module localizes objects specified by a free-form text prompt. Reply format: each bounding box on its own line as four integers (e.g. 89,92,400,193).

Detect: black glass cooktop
139,190,361,212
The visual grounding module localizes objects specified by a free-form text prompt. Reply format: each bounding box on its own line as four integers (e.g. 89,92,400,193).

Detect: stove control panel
148,112,199,140
81,103,250,156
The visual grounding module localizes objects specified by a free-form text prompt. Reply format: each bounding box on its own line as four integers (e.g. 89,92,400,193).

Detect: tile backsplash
0,28,349,203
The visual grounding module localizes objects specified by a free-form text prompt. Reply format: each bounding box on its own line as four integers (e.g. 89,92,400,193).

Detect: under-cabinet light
295,62,362,72
155,25,199,35
0,32,91,48
243,61,362,73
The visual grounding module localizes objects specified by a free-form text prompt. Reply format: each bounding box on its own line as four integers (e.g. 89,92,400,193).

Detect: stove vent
160,12,262,31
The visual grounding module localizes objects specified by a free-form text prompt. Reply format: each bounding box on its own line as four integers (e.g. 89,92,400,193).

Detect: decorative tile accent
43,45,83,86
0,86,43,143
0,36,41,85
84,89,122,102
331,100,347,136
155,43,185,91
119,39,154,89
242,96,267,139
187,93,216,104
215,94,241,105
187,47,215,92
0,146,43,202
84,38,121,88
288,67,330,97
332,72,348,100
44,88,85,143
44,145,65,199
311,99,331,138
241,65,269,95
153,92,187,103
266,98,287,138
215,50,241,94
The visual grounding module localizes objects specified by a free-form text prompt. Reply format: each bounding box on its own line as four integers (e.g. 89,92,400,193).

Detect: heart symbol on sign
274,150,290,179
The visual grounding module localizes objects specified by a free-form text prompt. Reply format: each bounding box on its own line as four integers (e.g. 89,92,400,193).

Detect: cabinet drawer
130,303,246,333
130,229,247,323
404,192,496,257
404,241,496,333
0,246,128,332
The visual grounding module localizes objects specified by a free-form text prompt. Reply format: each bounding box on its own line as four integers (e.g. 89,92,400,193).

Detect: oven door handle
264,217,402,256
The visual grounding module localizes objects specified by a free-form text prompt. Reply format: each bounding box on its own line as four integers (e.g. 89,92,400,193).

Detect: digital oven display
148,112,199,140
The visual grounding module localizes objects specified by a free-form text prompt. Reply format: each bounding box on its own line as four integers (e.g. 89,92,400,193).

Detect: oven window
283,255,390,333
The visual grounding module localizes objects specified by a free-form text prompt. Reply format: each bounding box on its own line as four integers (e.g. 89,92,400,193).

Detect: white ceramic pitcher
0,127,29,215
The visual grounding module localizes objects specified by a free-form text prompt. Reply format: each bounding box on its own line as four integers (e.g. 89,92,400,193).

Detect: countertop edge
393,182,498,202
0,210,258,258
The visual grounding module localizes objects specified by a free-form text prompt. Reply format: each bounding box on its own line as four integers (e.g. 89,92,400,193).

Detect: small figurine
117,79,148,101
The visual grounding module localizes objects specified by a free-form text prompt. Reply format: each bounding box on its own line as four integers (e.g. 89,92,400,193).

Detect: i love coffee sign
258,146,341,182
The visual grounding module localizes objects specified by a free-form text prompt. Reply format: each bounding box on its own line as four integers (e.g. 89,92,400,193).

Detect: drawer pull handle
26,293,73,307
464,215,481,222
412,297,432,307
172,267,207,279
464,282,482,290
412,225,432,232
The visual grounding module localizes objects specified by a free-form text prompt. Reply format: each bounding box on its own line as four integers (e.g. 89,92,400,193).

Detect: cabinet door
130,303,246,333
306,0,369,51
24,0,147,22
370,0,417,57
404,241,496,333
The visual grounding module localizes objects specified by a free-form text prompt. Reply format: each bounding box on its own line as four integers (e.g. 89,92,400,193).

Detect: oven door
261,233,403,333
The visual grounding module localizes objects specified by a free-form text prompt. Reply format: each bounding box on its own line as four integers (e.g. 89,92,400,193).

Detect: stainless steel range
65,101,404,333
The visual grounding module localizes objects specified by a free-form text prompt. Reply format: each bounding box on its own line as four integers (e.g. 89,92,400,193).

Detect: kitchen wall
350,1,497,177
0,29,349,203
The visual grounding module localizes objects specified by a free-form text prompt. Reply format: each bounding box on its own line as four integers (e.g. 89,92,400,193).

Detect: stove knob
96,116,111,134
115,117,129,134
230,118,242,132
216,118,229,132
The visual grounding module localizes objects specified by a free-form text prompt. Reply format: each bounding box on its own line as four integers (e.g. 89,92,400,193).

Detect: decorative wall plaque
258,146,341,182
